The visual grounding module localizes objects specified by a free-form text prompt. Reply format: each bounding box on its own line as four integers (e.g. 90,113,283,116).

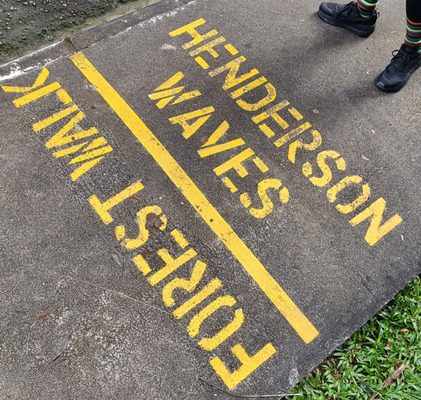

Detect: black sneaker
318,1,377,37
375,45,421,93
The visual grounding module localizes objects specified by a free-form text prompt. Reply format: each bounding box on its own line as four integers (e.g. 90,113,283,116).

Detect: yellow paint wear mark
59,135,106,158
213,148,255,178
148,247,198,286
230,76,267,99
115,205,168,250
225,44,239,56
169,18,219,49
13,82,61,108
198,138,245,158
349,198,403,246
173,278,222,319
169,106,215,139
171,90,202,106
256,124,277,139
288,107,303,122
149,71,202,109
202,120,229,147
162,259,207,307
1,67,49,93
33,104,79,132
252,156,269,174
240,179,290,219
171,229,190,249
71,158,104,181
51,134,102,158
133,254,153,276
89,181,144,225
71,52,319,344
236,82,277,112
188,295,245,351
274,121,312,149
222,177,238,193
51,129,112,182
189,36,226,58
154,71,185,90
210,342,277,390
51,128,99,154
288,130,323,165
209,56,260,91
68,139,112,164
252,100,291,137
327,176,371,214
198,308,244,352
45,111,88,148
149,86,185,107
302,150,346,188
195,56,210,70
57,89,73,105
253,100,290,125
188,295,236,338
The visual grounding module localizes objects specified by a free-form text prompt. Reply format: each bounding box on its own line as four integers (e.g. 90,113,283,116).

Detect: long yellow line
70,52,319,344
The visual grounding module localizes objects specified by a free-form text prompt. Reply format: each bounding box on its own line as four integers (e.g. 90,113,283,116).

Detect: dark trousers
407,0,421,22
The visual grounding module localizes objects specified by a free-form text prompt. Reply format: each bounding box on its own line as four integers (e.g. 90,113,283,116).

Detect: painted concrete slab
0,0,420,398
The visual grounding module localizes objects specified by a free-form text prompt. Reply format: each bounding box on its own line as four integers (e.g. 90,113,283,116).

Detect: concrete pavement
0,0,420,398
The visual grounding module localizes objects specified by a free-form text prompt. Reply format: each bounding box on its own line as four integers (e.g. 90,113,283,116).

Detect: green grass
292,277,421,400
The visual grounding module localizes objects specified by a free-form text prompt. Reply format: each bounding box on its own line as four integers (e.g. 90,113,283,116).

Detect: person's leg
405,0,421,50
356,0,379,19
375,0,421,92
318,1,378,37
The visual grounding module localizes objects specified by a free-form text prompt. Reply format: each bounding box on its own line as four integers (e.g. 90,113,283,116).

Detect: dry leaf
146,214,163,230
36,311,49,320
383,364,407,387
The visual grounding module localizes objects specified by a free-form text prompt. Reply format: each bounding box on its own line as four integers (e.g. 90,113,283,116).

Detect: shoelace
389,49,411,71
338,1,379,18
338,1,355,16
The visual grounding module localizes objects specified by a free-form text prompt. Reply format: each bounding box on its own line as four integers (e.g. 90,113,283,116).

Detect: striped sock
405,18,421,50
356,0,378,19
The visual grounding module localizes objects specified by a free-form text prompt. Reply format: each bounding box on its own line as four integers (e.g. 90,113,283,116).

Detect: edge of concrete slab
0,0,193,82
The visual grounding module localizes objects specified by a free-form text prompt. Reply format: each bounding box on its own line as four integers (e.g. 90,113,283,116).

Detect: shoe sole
375,58,421,93
318,9,375,37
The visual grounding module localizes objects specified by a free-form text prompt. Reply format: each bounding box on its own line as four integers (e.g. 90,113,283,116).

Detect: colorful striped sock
405,18,421,50
356,0,378,19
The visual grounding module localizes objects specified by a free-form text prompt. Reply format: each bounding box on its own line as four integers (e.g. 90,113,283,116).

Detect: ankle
356,0,377,19
402,43,421,54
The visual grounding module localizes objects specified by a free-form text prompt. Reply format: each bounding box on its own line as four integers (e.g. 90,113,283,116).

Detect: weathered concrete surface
0,0,420,398
0,0,159,61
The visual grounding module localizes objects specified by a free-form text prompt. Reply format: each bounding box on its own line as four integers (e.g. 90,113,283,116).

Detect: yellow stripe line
70,52,319,344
